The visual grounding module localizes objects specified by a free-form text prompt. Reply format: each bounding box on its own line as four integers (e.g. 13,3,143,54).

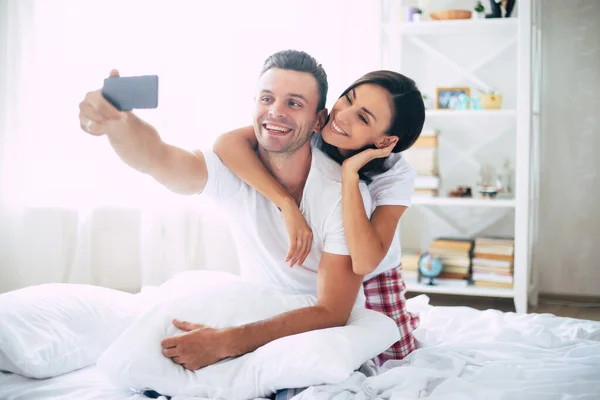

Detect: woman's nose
336,108,350,124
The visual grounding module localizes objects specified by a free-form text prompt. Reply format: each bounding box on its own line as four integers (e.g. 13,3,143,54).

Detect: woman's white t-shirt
312,135,416,281
363,152,416,281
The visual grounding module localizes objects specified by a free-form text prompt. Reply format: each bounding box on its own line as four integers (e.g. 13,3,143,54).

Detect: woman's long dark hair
319,71,425,183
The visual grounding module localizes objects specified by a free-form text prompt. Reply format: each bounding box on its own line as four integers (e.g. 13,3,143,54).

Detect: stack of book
404,129,439,197
428,238,473,286
471,237,514,289
400,251,420,283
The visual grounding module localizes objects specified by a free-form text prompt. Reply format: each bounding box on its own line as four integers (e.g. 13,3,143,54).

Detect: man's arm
78,70,207,195
160,252,363,370
224,252,363,357
105,113,208,195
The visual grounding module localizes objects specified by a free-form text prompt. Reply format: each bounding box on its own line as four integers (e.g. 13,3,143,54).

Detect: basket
480,93,503,109
429,9,472,20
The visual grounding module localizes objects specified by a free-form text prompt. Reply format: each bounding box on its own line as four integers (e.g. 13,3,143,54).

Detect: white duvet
294,295,600,399
1,295,599,400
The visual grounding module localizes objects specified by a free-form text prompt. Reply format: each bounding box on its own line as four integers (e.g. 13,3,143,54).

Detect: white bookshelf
380,1,541,312
384,17,518,36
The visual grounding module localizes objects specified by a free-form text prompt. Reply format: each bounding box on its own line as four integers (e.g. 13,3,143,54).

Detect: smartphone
101,75,159,111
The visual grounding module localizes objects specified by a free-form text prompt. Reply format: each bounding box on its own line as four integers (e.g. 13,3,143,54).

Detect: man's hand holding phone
79,69,125,136
79,70,159,136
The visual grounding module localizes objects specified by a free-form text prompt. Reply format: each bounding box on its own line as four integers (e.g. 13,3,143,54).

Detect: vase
472,12,485,19
405,7,418,22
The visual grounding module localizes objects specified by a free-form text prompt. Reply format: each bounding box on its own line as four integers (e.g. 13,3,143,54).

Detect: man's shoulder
202,150,248,202
310,146,344,183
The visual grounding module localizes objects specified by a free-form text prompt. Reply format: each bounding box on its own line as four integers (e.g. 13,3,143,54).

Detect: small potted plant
422,93,432,109
473,1,485,19
413,8,423,22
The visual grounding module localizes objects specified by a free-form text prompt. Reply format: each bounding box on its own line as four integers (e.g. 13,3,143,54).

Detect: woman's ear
375,135,399,149
314,108,329,133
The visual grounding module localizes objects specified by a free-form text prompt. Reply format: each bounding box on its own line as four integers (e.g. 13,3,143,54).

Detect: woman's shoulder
372,152,416,183
367,152,416,207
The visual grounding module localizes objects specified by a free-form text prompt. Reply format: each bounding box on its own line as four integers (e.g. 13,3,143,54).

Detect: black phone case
101,75,159,111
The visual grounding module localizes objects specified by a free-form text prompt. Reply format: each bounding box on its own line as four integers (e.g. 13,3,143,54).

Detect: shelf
384,18,518,36
412,197,516,207
406,282,514,298
426,109,517,118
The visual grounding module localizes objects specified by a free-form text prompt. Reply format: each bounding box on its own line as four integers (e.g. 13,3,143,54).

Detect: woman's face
320,83,394,155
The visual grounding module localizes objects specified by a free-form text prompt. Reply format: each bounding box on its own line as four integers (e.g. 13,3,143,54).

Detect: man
78,50,372,371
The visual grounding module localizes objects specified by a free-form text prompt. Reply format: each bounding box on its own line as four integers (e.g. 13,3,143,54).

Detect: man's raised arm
78,70,207,195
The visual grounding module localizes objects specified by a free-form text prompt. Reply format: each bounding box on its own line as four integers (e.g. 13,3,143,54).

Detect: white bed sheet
0,365,147,400
2,295,599,400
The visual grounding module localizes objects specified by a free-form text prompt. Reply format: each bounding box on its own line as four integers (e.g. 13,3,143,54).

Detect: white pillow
0,283,138,378
98,271,399,399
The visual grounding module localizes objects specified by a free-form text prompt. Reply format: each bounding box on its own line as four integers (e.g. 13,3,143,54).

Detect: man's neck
258,143,312,206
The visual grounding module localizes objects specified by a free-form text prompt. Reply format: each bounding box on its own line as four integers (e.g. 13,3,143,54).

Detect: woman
213,70,425,365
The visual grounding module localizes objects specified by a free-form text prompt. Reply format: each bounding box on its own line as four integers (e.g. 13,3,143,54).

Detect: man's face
253,68,322,154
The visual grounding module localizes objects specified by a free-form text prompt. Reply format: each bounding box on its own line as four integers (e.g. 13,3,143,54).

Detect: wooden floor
406,293,600,321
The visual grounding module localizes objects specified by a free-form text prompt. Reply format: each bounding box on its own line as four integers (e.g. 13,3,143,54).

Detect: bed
2,294,599,400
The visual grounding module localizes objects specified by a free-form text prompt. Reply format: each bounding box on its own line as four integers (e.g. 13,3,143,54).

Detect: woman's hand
341,142,396,177
280,200,313,267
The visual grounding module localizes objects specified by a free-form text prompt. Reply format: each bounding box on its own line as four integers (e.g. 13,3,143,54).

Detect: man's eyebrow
260,89,307,102
289,93,307,102
352,88,377,122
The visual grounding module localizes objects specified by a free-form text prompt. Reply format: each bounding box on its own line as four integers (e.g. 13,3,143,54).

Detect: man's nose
268,101,286,119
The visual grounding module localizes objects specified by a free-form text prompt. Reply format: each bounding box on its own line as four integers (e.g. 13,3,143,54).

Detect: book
472,257,513,268
412,136,438,148
430,238,473,252
473,253,514,262
474,281,514,289
438,272,470,279
472,273,514,283
473,246,514,256
472,265,513,274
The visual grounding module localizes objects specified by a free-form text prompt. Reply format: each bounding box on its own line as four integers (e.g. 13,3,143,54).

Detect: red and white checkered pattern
363,266,420,365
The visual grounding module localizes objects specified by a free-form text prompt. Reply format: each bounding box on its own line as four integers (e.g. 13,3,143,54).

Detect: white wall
0,0,382,294
535,0,600,296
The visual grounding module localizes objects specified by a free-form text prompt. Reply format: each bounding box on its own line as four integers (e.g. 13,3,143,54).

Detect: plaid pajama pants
274,266,420,399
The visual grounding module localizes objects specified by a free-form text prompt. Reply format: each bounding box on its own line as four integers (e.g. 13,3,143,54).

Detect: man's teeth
332,120,348,136
265,124,290,132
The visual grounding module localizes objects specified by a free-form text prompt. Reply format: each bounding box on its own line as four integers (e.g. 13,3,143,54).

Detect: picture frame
435,87,471,110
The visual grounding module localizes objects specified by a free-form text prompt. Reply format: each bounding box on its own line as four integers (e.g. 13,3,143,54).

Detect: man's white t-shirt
202,144,372,305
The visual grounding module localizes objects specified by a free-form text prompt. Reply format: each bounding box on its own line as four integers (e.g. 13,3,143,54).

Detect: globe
418,252,443,285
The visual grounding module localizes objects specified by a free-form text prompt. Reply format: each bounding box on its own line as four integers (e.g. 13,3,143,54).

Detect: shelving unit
403,282,514,298
412,197,516,208
426,109,517,118
384,17,518,36
380,1,541,312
